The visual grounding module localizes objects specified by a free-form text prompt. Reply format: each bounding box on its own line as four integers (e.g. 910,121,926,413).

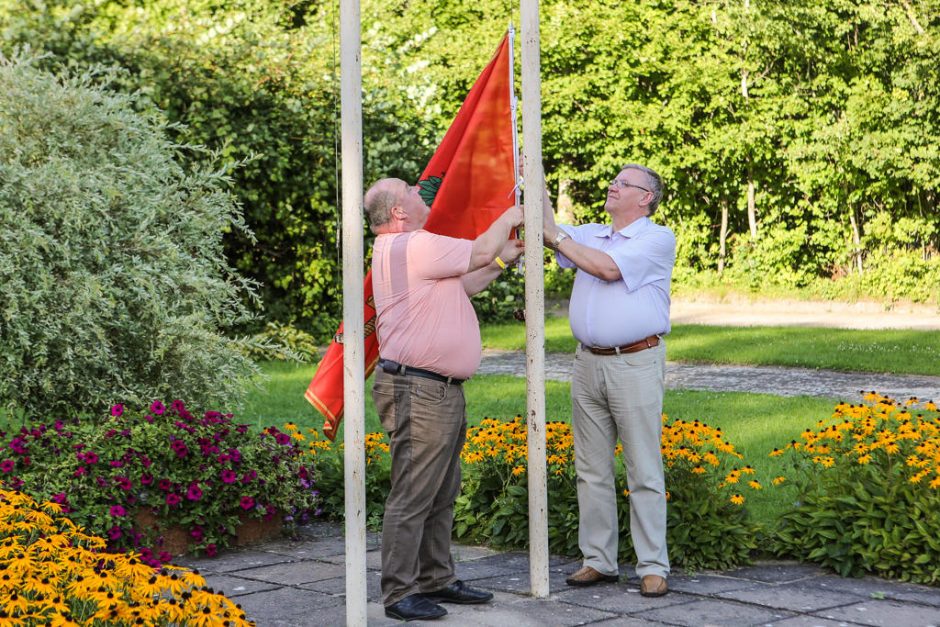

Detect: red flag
305,34,516,439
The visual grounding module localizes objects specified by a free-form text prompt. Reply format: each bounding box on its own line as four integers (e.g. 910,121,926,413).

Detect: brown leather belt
584,335,660,356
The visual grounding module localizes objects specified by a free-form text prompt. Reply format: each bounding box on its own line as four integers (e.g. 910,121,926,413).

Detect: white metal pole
340,0,367,624
520,0,549,598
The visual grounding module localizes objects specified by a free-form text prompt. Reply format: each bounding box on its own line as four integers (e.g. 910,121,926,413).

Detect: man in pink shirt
366,177,523,622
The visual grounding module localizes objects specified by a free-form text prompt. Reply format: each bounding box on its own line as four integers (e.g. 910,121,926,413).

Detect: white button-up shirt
556,217,675,348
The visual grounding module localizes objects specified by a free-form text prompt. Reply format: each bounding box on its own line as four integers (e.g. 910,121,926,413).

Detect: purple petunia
140,473,154,486
186,483,203,501
190,527,204,542
220,469,237,484
109,505,127,517
114,476,132,491
239,496,255,511
108,526,123,540
150,400,166,415
111,404,124,417
165,493,181,507
0,459,13,473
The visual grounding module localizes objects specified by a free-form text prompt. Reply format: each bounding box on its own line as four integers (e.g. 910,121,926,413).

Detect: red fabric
305,34,515,440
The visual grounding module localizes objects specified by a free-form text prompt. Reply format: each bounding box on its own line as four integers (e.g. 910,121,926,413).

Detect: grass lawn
244,362,837,526
481,319,940,376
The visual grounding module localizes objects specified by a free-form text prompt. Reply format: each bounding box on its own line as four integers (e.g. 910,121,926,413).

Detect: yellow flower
772,476,786,486
730,494,744,505
512,466,525,476
769,448,783,457
748,480,762,490
857,454,872,465
692,466,706,475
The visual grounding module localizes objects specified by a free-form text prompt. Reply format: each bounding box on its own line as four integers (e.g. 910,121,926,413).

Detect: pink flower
170,399,186,413
114,476,132,491
0,459,13,473
166,493,181,507
150,400,166,415
140,473,154,486
158,478,172,491
204,543,217,557
239,496,255,511
73,466,87,477
220,470,237,484
110,505,127,517
190,527,204,542
111,404,124,417
186,483,203,501
241,470,257,484
108,526,123,540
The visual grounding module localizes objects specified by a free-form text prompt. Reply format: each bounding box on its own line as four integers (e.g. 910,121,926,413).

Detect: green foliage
3,0,938,321
244,322,320,364
772,396,940,584
0,53,259,418
471,271,525,322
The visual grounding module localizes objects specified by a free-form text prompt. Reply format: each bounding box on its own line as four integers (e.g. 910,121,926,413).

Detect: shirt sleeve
608,227,676,292
408,230,473,280
554,224,582,269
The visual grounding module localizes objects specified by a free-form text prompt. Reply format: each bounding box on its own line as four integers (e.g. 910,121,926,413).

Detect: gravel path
478,349,940,401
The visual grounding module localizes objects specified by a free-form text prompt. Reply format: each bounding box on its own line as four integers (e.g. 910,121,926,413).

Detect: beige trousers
571,341,670,578
372,369,466,605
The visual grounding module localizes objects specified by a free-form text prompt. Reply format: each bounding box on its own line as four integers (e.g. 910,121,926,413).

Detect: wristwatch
552,230,570,247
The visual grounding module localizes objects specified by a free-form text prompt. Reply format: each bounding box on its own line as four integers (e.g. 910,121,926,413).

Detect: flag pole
520,2,550,598
340,0,367,623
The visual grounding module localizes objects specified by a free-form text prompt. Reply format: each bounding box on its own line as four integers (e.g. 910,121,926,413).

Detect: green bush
0,53,260,418
244,322,320,364
773,395,940,584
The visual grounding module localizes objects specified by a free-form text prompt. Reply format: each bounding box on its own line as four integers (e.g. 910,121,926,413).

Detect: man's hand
500,204,524,230
499,238,524,265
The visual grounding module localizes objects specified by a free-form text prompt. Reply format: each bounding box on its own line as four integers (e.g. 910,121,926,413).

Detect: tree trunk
747,175,757,239
718,199,729,275
556,178,576,225
849,208,864,275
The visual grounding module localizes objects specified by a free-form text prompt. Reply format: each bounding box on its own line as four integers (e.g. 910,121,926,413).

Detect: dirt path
478,350,940,401
670,296,940,330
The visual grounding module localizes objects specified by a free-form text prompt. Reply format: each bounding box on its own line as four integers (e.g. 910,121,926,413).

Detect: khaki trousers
372,369,466,605
571,341,670,578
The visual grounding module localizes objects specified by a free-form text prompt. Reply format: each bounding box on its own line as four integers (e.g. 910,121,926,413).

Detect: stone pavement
177,520,940,626
477,350,940,402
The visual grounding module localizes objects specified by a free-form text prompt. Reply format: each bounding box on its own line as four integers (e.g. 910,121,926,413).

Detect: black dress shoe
423,580,494,605
384,594,447,621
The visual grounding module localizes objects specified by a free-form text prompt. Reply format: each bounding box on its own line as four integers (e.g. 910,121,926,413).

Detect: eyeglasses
610,179,650,193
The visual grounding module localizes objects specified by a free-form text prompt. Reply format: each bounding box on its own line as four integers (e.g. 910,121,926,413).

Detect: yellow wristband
494,256,507,270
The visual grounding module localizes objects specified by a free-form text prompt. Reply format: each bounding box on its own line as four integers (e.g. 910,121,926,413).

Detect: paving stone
176,548,294,574
812,600,940,627
469,562,580,595
228,559,344,586
723,562,829,584
642,598,797,626
716,580,864,612
452,543,503,562
814,576,940,608
554,585,696,614
233,586,344,624
765,616,868,626
300,570,383,602
197,572,282,597
666,573,762,595
440,591,619,626
450,551,575,582
318,547,383,570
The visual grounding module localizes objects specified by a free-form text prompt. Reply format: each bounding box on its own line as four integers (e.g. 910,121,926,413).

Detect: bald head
365,178,406,233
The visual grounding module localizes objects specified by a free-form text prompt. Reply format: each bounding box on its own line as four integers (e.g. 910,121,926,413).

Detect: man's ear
390,204,405,220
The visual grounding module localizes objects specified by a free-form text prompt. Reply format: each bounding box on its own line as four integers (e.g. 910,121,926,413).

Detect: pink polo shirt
372,230,481,379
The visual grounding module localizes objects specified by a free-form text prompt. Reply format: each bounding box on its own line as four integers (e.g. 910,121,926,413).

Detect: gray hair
621,164,663,215
364,178,404,232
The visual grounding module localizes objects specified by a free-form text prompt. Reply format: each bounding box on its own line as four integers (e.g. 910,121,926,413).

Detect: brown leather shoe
640,574,668,597
565,566,619,587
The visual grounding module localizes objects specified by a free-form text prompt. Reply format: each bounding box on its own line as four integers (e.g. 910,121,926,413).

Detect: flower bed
773,393,940,584
0,401,320,566
0,486,253,625
306,414,762,571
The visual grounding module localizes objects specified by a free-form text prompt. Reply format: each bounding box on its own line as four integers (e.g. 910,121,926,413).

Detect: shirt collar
592,216,651,239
